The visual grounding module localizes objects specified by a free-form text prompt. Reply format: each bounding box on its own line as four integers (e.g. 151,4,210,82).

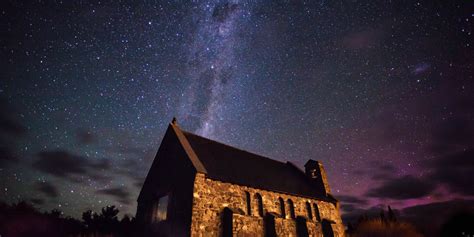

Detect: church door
223,207,233,237
264,213,277,237
322,219,334,237
296,216,309,237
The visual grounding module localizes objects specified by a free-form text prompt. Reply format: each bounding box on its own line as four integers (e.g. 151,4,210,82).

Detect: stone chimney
304,159,331,195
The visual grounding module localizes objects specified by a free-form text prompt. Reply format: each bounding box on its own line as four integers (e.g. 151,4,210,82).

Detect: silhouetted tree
119,214,136,237
12,200,36,214
387,205,397,222
82,209,94,227
101,205,120,220
0,201,139,237
0,201,83,237
47,208,63,218
99,205,120,233
380,209,386,223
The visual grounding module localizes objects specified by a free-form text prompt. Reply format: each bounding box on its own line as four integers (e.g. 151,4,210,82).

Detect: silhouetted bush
347,206,423,237
353,219,423,237
0,201,137,237
0,201,83,237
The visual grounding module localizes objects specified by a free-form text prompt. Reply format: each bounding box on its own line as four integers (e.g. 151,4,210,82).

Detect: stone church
136,119,344,237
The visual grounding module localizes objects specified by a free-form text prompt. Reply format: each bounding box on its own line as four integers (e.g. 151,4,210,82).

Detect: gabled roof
170,121,333,201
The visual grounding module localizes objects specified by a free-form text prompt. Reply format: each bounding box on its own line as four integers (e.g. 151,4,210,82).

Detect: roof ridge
181,130,288,166
170,123,207,173
177,126,330,200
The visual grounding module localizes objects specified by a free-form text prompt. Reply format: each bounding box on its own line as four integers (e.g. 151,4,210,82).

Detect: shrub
353,219,423,237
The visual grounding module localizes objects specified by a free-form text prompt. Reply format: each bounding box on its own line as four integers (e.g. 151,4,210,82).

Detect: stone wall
190,173,344,237
274,218,297,236
233,214,264,236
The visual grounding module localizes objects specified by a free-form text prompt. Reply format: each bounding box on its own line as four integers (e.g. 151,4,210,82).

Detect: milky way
179,2,250,138
1,0,473,224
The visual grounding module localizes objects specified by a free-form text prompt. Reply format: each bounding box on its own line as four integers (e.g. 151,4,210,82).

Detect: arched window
313,203,321,222
278,197,285,218
287,199,295,219
255,193,264,217
245,191,251,215
306,202,313,220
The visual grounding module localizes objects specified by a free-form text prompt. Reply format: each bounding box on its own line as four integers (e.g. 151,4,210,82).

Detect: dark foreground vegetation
1,201,472,237
346,206,474,237
0,201,135,237
346,206,422,237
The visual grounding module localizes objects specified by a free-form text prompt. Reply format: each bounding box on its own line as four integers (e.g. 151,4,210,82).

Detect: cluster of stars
1,0,472,219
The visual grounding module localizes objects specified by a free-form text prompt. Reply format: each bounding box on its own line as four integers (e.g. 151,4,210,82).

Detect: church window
313,203,321,222
152,194,169,222
278,197,285,218
245,191,251,215
255,193,264,217
306,201,313,220
287,199,295,219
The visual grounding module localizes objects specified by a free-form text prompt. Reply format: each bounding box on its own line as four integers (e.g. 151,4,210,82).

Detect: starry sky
1,0,473,222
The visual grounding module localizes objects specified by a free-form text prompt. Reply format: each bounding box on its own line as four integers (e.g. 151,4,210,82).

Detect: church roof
171,121,334,201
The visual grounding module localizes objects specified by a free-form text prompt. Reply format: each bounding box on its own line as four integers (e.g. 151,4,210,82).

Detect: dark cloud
32,150,110,182
105,146,147,156
341,204,357,213
353,163,397,180
342,199,474,237
134,180,144,189
403,199,474,220
371,163,398,180
75,129,96,145
337,195,369,205
341,205,386,225
366,175,435,200
365,149,473,201
370,173,393,181
435,118,472,144
36,181,59,198
0,98,25,167
96,187,131,205
30,198,45,206
0,146,18,166
379,164,396,172
0,116,26,136
0,99,26,137
401,199,474,237
431,117,474,153
429,149,474,196
113,153,149,189
422,101,474,196
365,115,473,201
115,157,149,185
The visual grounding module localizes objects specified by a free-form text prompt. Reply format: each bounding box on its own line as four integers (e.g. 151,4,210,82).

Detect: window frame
152,193,170,223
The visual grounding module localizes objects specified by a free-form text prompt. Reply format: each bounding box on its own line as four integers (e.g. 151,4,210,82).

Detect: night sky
1,0,473,222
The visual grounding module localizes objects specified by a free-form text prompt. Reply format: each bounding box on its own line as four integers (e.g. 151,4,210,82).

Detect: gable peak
171,117,178,125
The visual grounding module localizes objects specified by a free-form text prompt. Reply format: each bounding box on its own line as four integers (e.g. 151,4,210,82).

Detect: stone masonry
190,173,345,237
137,120,345,237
